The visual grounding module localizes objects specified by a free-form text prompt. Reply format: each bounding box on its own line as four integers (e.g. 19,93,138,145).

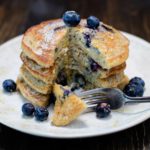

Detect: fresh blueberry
123,83,144,97
22,103,35,116
90,59,100,72
56,71,67,86
96,103,111,118
62,11,81,27
63,90,70,98
84,33,91,47
3,79,16,92
74,74,86,87
87,16,100,29
130,77,145,87
34,107,49,121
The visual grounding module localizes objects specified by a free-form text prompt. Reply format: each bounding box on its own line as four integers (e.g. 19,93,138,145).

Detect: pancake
20,65,52,94
68,47,126,79
21,52,56,84
17,77,50,107
93,72,125,88
60,67,125,88
117,75,129,90
22,19,68,68
70,20,129,69
51,83,87,126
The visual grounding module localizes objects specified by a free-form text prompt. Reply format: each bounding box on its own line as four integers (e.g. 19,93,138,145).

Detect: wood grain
0,0,150,149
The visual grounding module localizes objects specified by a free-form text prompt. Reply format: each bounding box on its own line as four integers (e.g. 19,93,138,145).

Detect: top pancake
22,19,129,69
22,19,68,68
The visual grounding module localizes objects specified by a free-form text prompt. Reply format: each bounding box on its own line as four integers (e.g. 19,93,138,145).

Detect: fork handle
125,95,150,103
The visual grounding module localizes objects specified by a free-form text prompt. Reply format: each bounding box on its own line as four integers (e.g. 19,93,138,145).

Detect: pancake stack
17,20,69,107
17,19,129,108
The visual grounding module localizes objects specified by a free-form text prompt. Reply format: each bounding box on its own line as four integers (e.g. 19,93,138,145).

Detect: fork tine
82,95,107,100
80,93,106,98
77,88,106,97
85,98,107,104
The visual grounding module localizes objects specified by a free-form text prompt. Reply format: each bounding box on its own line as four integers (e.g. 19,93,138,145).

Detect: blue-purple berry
22,103,35,116
63,11,80,27
96,103,111,118
123,83,144,97
130,77,145,87
3,79,16,92
87,16,100,29
34,107,49,121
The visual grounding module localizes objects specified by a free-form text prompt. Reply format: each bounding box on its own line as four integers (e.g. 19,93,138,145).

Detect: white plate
0,32,150,138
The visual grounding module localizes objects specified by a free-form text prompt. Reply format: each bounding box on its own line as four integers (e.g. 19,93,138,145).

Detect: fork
76,88,150,110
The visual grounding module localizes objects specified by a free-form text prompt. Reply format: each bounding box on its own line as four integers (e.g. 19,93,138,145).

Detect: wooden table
0,0,150,149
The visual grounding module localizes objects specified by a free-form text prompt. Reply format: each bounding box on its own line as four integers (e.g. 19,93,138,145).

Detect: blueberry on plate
62,11,81,27
22,103,35,116
123,83,144,97
3,79,16,92
130,77,145,87
96,103,111,118
34,107,49,121
87,16,100,29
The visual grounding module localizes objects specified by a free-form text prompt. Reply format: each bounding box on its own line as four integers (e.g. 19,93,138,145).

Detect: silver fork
76,88,150,110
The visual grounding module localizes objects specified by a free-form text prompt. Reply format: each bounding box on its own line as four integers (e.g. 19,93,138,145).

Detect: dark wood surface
0,0,150,149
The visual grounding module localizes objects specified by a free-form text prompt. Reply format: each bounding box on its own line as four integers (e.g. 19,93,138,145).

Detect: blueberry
90,59,100,72
34,107,49,121
87,16,100,29
84,33,91,47
74,74,86,87
3,79,16,92
22,103,35,116
130,77,145,87
96,103,111,118
62,11,81,27
63,90,70,98
123,83,144,97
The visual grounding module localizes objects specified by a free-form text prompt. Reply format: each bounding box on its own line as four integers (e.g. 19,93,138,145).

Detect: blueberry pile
3,79,16,92
123,77,145,97
22,103,49,121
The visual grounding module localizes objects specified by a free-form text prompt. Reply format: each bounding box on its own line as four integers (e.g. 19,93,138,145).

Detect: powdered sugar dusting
39,20,65,42
35,20,65,55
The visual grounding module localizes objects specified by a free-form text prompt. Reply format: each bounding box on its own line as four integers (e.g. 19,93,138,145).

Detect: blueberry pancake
20,65,52,94
17,77,50,107
70,20,129,69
